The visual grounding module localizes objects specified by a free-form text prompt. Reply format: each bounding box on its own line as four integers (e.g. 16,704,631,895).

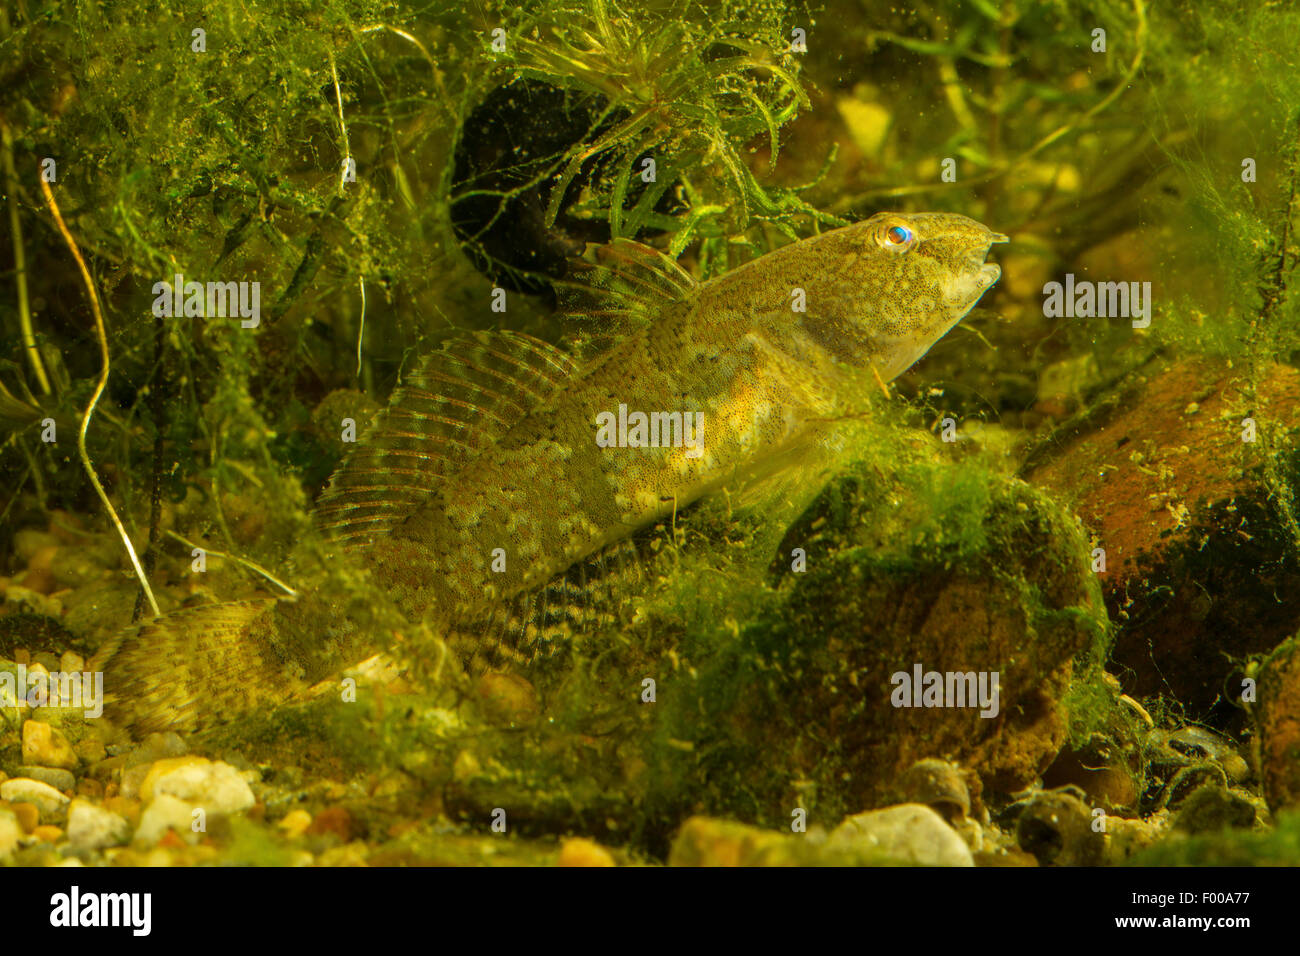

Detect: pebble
33,825,62,843
0,777,71,822
16,765,75,792
475,672,540,727
830,804,974,867
306,807,355,841
141,756,255,814
135,793,199,845
0,808,21,859
13,529,60,564
277,809,313,839
66,798,131,851
558,837,616,867
11,802,39,833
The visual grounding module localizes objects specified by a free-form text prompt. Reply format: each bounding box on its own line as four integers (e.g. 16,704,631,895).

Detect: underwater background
1,0,1299,867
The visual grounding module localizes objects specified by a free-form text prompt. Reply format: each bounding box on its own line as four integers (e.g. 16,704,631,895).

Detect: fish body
100,212,1006,732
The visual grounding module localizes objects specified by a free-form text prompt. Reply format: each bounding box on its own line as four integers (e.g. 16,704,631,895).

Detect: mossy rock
646,458,1110,828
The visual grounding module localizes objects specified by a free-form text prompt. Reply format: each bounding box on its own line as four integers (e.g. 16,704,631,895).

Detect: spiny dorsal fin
556,238,698,328
314,330,579,545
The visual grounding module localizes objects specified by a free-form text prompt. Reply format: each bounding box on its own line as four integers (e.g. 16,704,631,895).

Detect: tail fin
93,599,312,735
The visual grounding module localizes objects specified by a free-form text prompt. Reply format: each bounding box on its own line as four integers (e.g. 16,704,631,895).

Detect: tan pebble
28,545,59,574
475,672,540,726
278,809,313,839
104,796,141,828
33,825,62,843
22,721,78,770
59,651,86,674
18,567,56,595
12,802,39,834
74,736,107,765
558,837,615,867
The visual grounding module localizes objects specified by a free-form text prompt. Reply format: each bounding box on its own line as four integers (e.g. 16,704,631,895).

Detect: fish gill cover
0,0,1297,878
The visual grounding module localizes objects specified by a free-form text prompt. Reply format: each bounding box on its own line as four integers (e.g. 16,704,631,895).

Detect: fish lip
980,261,1001,284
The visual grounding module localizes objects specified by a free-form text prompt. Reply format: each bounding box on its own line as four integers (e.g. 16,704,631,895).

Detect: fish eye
874,220,916,251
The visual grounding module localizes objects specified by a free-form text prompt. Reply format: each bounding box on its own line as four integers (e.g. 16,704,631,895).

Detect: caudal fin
93,599,309,735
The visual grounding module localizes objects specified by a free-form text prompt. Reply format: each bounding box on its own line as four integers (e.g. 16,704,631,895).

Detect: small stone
278,809,313,839
74,736,106,765
475,672,540,727
17,766,75,792
13,529,60,564
558,837,616,867
141,756,254,814
59,651,85,674
306,806,355,841
0,808,21,859
896,759,971,822
0,777,71,822
22,720,78,769
124,731,188,769
11,801,39,833
67,799,131,851
33,824,62,843
134,793,199,845
831,804,974,867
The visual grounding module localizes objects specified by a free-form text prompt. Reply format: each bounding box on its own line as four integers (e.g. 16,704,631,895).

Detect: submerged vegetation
1,0,1300,868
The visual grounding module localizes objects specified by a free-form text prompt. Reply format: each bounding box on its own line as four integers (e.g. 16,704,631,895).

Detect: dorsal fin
556,238,698,328
314,330,580,545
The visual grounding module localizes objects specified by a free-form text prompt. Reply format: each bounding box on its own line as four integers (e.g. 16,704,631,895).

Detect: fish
94,211,1008,734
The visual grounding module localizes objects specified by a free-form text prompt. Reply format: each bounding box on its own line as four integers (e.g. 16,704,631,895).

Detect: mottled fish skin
100,211,1006,732
362,212,1006,618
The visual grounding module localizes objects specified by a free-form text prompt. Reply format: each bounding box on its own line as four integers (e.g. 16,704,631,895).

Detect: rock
475,673,540,727
124,731,188,769
0,777,70,822
24,718,78,770
305,806,355,841
1257,634,1300,813
0,808,21,859
652,459,1108,821
1174,784,1259,834
13,529,60,564
134,793,199,845
140,756,254,814
16,766,75,792
1103,816,1164,863
830,804,974,867
558,837,616,867
668,815,948,867
33,824,61,843
277,809,312,839
10,802,38,833
668,817,820,866
895,760,972,823
1024,358,1300,724
66,799,131,851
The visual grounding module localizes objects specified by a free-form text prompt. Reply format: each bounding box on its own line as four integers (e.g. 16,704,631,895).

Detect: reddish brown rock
1025,358,1300,723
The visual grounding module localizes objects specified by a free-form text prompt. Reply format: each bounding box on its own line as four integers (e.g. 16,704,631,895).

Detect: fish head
840,211,1008,381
